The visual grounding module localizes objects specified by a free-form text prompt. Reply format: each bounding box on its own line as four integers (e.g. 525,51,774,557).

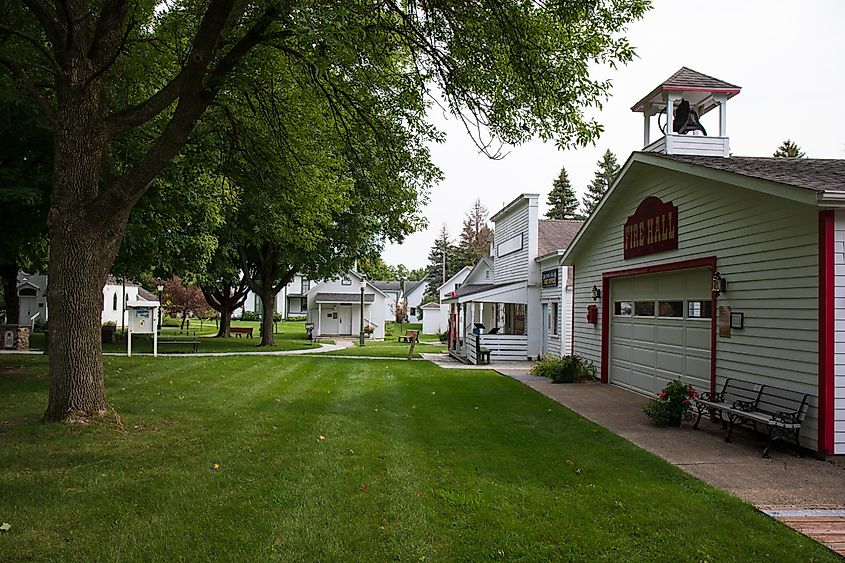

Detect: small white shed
420,302,442,335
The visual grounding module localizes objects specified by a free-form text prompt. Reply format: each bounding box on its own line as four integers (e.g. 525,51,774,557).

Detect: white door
18,296,37,324
609,269,711,396
339,305,353,336
541,303,550,357
322,306,338,334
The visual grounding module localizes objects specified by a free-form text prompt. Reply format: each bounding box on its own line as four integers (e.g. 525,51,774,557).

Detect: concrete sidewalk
508,378,845,554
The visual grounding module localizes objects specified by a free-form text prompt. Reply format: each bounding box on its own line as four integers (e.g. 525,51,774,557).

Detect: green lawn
28,320,319,354
338,321,445,357
0,355,835,561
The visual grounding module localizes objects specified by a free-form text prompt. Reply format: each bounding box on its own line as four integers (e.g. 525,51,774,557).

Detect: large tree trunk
259,290,276,346
44,81,128,422
1,262,19,325
216,309,232,338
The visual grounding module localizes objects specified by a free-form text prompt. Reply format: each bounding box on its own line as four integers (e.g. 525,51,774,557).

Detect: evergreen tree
583,150,620,215
425,225,460,297
773,139,806,158
546,166,581,219
457,199,493,265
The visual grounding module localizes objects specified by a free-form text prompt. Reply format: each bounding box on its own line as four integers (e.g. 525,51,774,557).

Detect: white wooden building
561,67,845,456
433,266,471,335
443,195,581,362
420,302,442,335
306,271,387,340
403,280,428,323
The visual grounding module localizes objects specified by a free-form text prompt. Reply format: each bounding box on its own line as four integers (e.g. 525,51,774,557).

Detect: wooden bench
158,337,200,353
477,347,491,365
397,330,418,343
230,327,254,338
693,378,809,457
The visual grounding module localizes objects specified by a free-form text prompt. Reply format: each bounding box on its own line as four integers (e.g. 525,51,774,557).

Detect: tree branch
0,56,54,121
0,22,58,68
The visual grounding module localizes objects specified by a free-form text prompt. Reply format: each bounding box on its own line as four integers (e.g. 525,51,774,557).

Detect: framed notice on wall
718,306,731,338
542,269,559,288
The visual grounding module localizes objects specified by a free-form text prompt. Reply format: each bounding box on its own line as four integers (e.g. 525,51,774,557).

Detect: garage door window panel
614,301,632,316
634,301,655,316
687,300,712,319
658,300,683,318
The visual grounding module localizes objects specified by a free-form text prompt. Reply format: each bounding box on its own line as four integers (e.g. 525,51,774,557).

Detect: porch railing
466,333,528,364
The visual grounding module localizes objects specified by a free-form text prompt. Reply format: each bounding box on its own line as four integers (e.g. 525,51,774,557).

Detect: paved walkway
0,339,356,358
500,377,845,555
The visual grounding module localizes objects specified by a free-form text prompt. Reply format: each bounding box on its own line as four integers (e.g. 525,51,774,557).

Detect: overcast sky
382,0,845,269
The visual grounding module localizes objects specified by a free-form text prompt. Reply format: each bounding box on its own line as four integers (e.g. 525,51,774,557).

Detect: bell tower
632,67,740,158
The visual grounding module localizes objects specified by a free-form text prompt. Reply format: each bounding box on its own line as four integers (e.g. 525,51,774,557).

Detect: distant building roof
652,153,845,193
137,287,158,301
421,302,440,309
369,281,402,292
403,280,425,294
315,292,375,304
538,219,583,256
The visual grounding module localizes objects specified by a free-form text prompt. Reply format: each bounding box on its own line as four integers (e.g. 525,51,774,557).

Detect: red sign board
624,196,678,259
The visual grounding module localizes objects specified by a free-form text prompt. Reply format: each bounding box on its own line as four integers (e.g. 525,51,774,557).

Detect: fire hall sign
623,196,678,259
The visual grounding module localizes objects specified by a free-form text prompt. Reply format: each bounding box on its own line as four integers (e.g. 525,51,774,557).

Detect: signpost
127,301,160,357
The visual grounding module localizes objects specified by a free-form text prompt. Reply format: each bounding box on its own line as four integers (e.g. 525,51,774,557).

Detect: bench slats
693,377,808,457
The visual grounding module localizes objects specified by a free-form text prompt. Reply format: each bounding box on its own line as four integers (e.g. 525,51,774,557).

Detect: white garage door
610,269,711,396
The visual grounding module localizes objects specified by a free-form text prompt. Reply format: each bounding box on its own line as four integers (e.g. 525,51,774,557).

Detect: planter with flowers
643,379,698,427
363,324,374,338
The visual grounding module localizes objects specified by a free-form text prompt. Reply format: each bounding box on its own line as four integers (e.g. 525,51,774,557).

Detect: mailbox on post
127,301,160,357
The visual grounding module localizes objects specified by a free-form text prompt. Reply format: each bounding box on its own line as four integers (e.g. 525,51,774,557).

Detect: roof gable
538,219,582,256
561,151,842,264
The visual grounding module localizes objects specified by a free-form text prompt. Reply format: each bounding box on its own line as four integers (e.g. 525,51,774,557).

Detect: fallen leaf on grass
212,463,220,470
0,523,10,532
565,459,574,465
361,484,370,492
319,435,326,441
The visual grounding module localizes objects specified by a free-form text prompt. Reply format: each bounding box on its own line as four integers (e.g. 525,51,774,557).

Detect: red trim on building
662,86,741,95
600,256,718,388
818,210,835,455
570,266,576,355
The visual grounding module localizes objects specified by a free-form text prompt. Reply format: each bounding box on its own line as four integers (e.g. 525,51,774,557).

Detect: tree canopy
773,139,806,158
546,166,581,219
582,149,620,215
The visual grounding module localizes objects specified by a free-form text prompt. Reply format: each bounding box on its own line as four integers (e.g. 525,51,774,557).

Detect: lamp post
156,282,164,331
359,278,367,347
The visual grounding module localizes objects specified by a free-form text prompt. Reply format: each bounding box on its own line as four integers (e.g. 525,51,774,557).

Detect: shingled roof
538,219,583,256
315,293,375,303
652,154,845,193
631,67,741,113
369,281,402,292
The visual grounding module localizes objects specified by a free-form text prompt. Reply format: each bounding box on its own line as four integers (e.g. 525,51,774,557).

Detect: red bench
230,327,254,338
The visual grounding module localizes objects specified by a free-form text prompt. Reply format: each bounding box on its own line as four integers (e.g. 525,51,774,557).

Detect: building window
301,279,310,293
255,296,262,314
550,302,559,335
300,297,307,311
658,301,683,318
687,300,712,319
504,303,526,335
341,277,352,286
614,301,632,316
634,301,655,317
410,307,416,316
112,293,118,311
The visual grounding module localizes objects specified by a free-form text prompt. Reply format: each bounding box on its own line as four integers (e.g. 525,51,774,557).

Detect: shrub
437,330,448,343
272,312,282,323
643,379,698,426
240,311,261,322
162,315,181,327
531,354,596,383
287,315,306,322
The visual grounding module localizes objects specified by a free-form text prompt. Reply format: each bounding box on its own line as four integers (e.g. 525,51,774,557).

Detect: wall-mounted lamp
711,271,727,297
591,285,601,301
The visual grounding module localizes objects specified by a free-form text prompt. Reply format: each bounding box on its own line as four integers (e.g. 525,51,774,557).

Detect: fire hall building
561,68,845,456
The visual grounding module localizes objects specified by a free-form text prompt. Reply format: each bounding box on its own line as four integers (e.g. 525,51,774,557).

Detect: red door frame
600,256,718,394
818,210,835,455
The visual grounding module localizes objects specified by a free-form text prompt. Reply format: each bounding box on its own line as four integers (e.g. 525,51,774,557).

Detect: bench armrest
698,391,723,403
732,400,756,412
771,411,800,425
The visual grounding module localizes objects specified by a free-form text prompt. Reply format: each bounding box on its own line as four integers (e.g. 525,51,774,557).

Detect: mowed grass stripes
0,355,837,561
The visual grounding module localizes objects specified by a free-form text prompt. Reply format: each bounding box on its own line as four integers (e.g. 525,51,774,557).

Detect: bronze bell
673,99,707,136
